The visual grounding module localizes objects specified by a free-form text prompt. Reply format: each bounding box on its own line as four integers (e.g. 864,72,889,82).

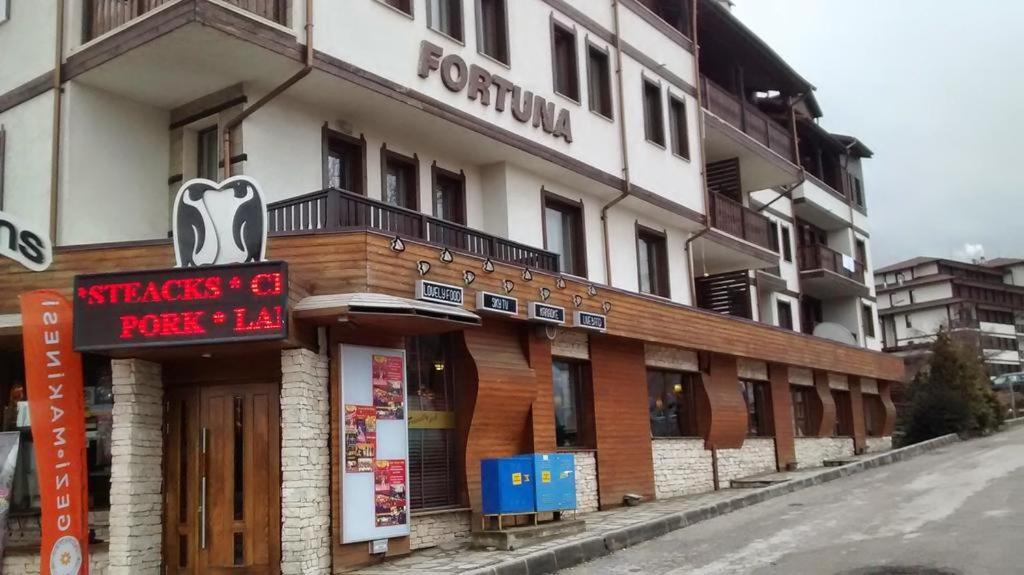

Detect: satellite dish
813,322,858,345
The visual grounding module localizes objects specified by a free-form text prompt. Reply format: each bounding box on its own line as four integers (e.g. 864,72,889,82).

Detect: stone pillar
280,348,331,575
108,359,163,575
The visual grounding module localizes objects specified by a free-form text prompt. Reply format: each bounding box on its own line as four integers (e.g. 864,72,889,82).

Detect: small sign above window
573,311,606,332
416,280,464,307
475,291,518,316
528,302,566,325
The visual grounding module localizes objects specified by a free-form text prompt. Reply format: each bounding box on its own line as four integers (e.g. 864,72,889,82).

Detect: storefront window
405,335,458,510
741,380,773,437
832,390,853,437
647,370,700,437
791,386,813,437
552,360,589,448
863,395,885,437
0,353,112,513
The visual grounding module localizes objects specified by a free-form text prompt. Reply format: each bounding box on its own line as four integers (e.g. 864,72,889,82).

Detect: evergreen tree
901,331,1003,444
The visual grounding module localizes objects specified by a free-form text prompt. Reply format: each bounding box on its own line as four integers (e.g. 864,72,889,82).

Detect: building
876,256,1024,378
0,1,900,573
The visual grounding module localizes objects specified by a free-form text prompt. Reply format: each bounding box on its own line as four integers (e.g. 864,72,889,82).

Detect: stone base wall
410,510,472,550
652,439,713,499
280,348,332,575
7,510,109,547
574,451,599,512
3,548,109,574
866,436,893,453
717,438,777,484
794,437,855,469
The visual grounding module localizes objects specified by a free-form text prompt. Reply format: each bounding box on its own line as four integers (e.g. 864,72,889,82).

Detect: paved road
564,427,1024,575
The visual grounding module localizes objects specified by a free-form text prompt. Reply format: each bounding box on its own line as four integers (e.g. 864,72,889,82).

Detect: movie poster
372,355,405,420
374,460,408,527
344,405,376,473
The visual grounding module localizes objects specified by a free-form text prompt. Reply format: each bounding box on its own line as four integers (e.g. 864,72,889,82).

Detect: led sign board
73,261,288,351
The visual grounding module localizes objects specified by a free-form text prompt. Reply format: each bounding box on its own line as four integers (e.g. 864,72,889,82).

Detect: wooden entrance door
163,382,281,575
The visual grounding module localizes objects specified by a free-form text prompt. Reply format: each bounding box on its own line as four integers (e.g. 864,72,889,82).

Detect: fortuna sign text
418,41,573,143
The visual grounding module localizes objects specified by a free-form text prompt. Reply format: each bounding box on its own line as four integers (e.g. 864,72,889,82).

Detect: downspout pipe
222,0,314,176
684,0,711,297
48,0,66,242
601,0,632,286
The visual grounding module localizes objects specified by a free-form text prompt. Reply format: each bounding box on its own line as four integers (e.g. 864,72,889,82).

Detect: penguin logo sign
172,176,267,267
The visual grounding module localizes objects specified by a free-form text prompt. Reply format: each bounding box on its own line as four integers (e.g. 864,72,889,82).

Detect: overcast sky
731,0,1024,268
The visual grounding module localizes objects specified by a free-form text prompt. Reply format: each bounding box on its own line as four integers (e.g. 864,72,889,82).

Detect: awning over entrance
0,315,21,348
294,293,482,333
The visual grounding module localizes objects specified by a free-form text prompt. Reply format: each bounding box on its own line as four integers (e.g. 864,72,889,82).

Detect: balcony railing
267,188,561,272
798,245,865,282
700,76,796,163
83,0,288,42
708,193,774,252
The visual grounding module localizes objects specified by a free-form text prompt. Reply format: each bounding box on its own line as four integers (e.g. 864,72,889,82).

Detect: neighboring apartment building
877,257,1024,378
0,1,899,573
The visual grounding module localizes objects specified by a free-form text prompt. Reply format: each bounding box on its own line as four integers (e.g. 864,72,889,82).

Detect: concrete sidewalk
353,433,959,575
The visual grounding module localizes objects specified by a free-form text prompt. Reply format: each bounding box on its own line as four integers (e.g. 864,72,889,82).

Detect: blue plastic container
531,453,577,512
480,456,536,515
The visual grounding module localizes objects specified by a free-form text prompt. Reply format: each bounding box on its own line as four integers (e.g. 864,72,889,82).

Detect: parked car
991,372,1024,418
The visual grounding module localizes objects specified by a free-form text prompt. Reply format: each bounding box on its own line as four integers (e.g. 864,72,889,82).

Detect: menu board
372,355,405,420
344,405,377,473
374,460,408,527
339,345,410,544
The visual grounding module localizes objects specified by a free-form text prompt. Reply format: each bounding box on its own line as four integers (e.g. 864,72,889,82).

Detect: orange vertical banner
20,290,90,575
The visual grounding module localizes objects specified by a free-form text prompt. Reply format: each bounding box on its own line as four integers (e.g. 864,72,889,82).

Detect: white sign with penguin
172,175,267,267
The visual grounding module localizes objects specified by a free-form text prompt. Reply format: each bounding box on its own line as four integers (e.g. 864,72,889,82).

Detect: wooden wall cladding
849,376,868,453
813,370,837,437
0,231,904,381
461,323,537,512
526,330,558,453
768,363,794,470
879,381,898,437
703,353,747,450
589,335,654,508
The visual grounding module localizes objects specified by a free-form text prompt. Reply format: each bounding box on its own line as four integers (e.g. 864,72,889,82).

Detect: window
668,94,689,159
476,0,508,64
904,314,912,329
790,386,813,437
776,300,793,330
431,165,465,224
552,359,590,448
197,126,219,180
862,304,875,338
768,221,779,252
637,226,669,297
853,177,865,207
428,0,464,42
833,390,853,436
551,21,579,102
780,225,793,262
855,239,867,267
1,353,112,513
381,0,413,15
324,129,364,194
863,395,885,437
382,149,418,210
642,79,665,146
406,335,459,510
586,43,613,119
543,193,586,277
647,370,701,437
741,380,773,437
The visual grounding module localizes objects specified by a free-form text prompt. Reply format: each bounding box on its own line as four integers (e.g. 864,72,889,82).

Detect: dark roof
832,134,874,158
875,256,939,275
983,258,1024,268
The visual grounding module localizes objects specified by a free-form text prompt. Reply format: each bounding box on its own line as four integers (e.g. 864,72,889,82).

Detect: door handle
200,427,208,550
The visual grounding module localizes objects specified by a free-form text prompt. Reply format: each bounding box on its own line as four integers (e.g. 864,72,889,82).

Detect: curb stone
464,433,960,575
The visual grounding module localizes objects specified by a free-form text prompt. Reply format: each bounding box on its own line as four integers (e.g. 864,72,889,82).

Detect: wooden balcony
798,245,865,282
83,0,288,42
267,188,561,272
708,193,774,252
700,76,796,163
